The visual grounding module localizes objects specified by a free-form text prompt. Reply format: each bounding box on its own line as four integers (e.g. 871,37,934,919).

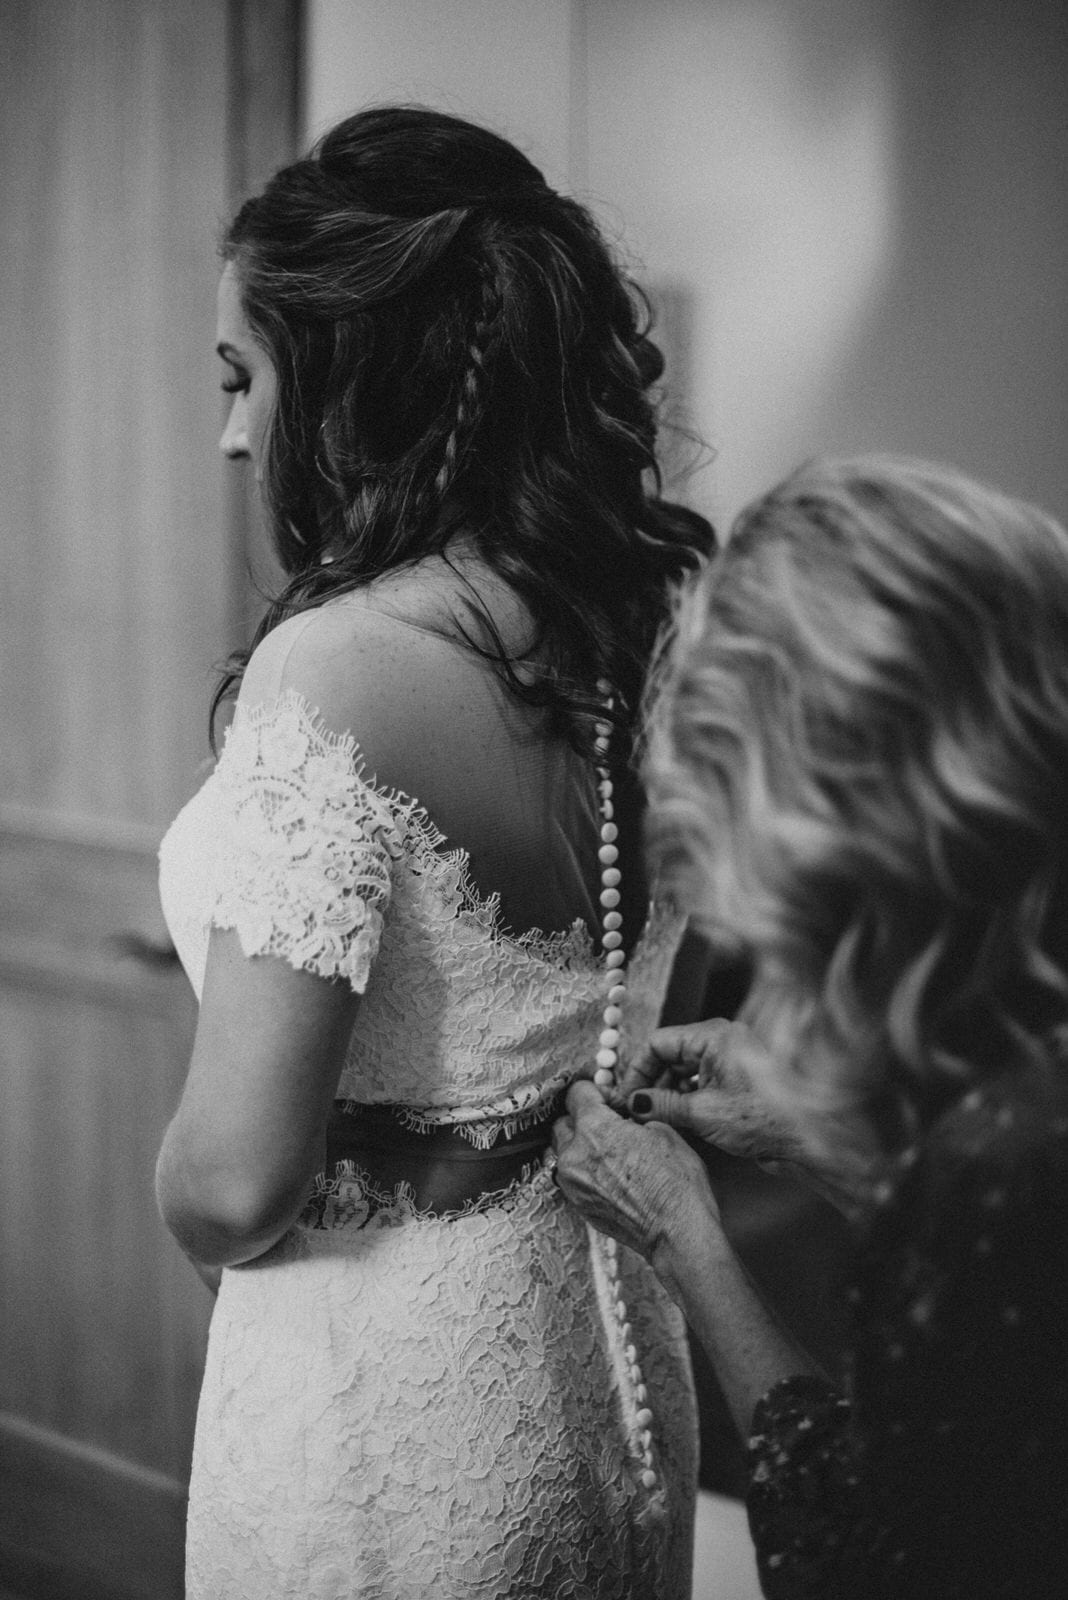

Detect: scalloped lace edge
338,1073,571,1148
304,1154,556,1231
230,690,597,971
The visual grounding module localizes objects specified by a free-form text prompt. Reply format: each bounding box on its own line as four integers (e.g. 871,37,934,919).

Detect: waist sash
318,1099,558,1218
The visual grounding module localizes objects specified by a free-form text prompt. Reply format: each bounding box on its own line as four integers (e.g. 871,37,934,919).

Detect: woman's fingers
660,1019,735,1082
615,1047,670,1100
549,1109,574,1158
550,1078,716,1258
628,1086,712,1135
629,1077,798,1166
552,1077,616,1160
567,1078,609,1115
617,1020,724,1100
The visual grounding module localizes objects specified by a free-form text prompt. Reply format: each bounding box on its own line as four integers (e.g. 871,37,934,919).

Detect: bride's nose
220,393,249,459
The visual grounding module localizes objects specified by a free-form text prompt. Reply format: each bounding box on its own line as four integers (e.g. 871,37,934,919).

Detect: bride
154,106,711,1598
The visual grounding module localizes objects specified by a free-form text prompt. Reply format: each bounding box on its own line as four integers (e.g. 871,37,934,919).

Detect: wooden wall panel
0,2,303,1594
0,822,204,1594
0,0,232,832
0,826,206,1478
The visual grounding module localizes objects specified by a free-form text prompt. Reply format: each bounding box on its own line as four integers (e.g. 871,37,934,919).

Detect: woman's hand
621,1018,870,1215
554,1081,826,1432
551,1080,722,1284
617,1018,804,1168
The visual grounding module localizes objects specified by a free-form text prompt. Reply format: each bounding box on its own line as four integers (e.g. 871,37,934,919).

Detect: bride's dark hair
216,105,713,749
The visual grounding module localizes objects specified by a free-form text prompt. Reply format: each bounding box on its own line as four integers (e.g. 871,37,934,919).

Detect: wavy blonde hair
645,455,1068,1163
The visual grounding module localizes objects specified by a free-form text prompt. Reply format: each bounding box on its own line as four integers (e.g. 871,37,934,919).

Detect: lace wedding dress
159,595,698,1599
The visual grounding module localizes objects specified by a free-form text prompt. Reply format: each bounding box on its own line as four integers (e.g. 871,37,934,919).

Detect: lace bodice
161,651,698,1598
160,691,684,1136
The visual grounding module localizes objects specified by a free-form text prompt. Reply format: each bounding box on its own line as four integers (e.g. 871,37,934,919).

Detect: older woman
553,456,1068,1599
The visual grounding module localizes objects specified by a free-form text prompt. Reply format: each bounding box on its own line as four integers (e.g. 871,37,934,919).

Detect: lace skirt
184,1164,698,1600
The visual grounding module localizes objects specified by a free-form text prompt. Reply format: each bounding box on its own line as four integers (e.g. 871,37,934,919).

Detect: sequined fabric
746,1070,1068,1598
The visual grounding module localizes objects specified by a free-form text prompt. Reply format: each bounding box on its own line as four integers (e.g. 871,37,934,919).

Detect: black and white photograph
1,3,1066,1596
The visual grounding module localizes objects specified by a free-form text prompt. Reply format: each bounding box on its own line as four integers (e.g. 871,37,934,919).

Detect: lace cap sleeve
210,690,404,993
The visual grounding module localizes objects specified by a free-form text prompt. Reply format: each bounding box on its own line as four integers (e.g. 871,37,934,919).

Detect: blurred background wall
309,0,1068,529
0,6,299,1597
0,4,1065,1598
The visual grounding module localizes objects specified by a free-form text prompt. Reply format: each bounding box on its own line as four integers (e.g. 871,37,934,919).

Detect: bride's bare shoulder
233,553,531,794
359,549,533,654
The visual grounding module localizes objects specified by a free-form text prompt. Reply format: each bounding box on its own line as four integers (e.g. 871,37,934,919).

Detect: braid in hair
435,253,502,501
213,106,714,747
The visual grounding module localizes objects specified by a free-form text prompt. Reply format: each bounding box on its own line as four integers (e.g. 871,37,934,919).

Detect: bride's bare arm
155,929,361,1268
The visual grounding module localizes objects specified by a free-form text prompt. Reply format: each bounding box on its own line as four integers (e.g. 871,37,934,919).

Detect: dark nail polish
631,1092,652,1115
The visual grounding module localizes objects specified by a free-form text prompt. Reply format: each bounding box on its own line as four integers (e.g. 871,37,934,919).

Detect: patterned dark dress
747,1066,1068,1598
